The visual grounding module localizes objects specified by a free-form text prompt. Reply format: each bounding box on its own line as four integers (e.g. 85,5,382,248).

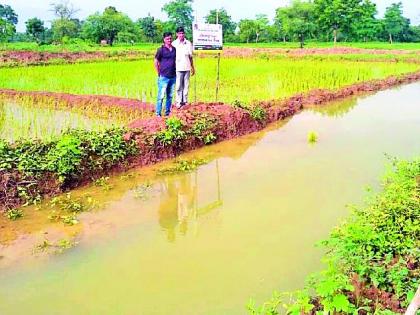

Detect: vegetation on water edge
248,158,420,314
0,111,222,211
0,128,138,211
0,58,418,104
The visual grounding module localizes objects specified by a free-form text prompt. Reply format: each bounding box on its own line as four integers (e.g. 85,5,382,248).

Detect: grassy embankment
249,158,420,315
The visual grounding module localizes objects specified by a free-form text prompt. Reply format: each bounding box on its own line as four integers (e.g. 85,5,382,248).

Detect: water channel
1,82,419,314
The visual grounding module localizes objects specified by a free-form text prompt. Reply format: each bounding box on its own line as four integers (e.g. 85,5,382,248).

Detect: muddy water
1,83,420,315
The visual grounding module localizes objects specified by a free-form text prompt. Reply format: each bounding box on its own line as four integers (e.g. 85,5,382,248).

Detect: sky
4,0,420,32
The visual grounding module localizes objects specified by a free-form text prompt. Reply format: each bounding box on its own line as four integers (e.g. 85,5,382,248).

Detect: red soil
0,50,152,66
221,47,417,58
0,89,154,113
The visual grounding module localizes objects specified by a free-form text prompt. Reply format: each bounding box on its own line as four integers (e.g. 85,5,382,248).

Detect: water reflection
158,161,222,242
310,96,358,117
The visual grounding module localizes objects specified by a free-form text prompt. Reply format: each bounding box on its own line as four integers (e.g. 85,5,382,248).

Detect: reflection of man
158,178,178,242
172,27,195,109
157,174,197,241
177,174,197,235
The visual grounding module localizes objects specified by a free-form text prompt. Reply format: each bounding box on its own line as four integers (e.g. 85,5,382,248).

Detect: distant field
0,58,418,104
2,41,420,53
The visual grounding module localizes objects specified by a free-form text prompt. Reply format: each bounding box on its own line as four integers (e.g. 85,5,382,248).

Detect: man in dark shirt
154,32,177,116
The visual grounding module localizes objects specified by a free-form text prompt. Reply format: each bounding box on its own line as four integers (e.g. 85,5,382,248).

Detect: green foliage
162,0,193,37
252,158,420,314
94,176,113,191
49,193,95,225
0,4,17,42
155,117,186,146
233,101,267,122
34,238,77,254
322,159,420,297
275,1,316,45
158,158,207,175
383,2,410,43
205,8,237,38
0,58,417,105
249,106,267,122
47,134,82,182
307,131,318,143
51,18,80,43
25,18,45,43
82,7,138,45
138,14,159,43
190,113,218,144
5,208,23,220
0,128,137,185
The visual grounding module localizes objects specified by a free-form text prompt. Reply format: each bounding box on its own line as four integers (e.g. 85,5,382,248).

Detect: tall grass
0,58,418,104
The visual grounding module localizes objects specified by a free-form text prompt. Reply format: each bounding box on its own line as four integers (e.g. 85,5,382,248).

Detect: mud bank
1,71,420,212
0,89,153,114
0,50,153,67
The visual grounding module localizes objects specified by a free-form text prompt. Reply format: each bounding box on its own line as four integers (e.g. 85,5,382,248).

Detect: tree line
1,0,419,46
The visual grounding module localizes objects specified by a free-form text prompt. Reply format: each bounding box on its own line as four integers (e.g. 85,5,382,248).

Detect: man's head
176,27,185,41
162,32,172,46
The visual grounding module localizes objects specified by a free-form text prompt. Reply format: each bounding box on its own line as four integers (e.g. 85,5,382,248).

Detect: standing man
154,32,176,117
172,26,195,109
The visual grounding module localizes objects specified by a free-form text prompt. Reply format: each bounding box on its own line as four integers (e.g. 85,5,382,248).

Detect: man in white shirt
172,26,195,108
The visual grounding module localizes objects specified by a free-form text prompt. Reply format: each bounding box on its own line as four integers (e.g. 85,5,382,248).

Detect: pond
0,82,419,314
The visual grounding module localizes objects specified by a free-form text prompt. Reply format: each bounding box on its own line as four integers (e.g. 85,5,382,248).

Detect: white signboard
192,23,223,50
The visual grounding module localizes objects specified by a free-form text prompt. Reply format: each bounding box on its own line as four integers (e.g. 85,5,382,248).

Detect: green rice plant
307,131,318,143
0,97,129,142
0,58,417,106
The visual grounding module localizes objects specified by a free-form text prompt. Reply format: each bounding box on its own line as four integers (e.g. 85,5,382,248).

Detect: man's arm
154,58,160,76
154,48,161,76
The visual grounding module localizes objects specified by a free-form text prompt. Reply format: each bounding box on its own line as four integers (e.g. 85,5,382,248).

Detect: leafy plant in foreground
155,117,186,146
5,208,23,220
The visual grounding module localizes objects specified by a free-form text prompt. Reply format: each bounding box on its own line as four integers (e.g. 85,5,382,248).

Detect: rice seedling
307,131,318,143
0,58,417,106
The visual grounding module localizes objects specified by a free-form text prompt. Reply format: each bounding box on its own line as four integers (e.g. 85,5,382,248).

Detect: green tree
162,0,193,37
25,18,46,43
138,14,158,43
51,18,80,43
238,19,257,43
408,25,420,42
0,4,18,25
82,7,137,45
314,0,362,43
205,8,237,39
384,2,410,43
275,1,316,47
50,1,80,43
0,4,18,42
351,0,379,41
254,14,270,43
